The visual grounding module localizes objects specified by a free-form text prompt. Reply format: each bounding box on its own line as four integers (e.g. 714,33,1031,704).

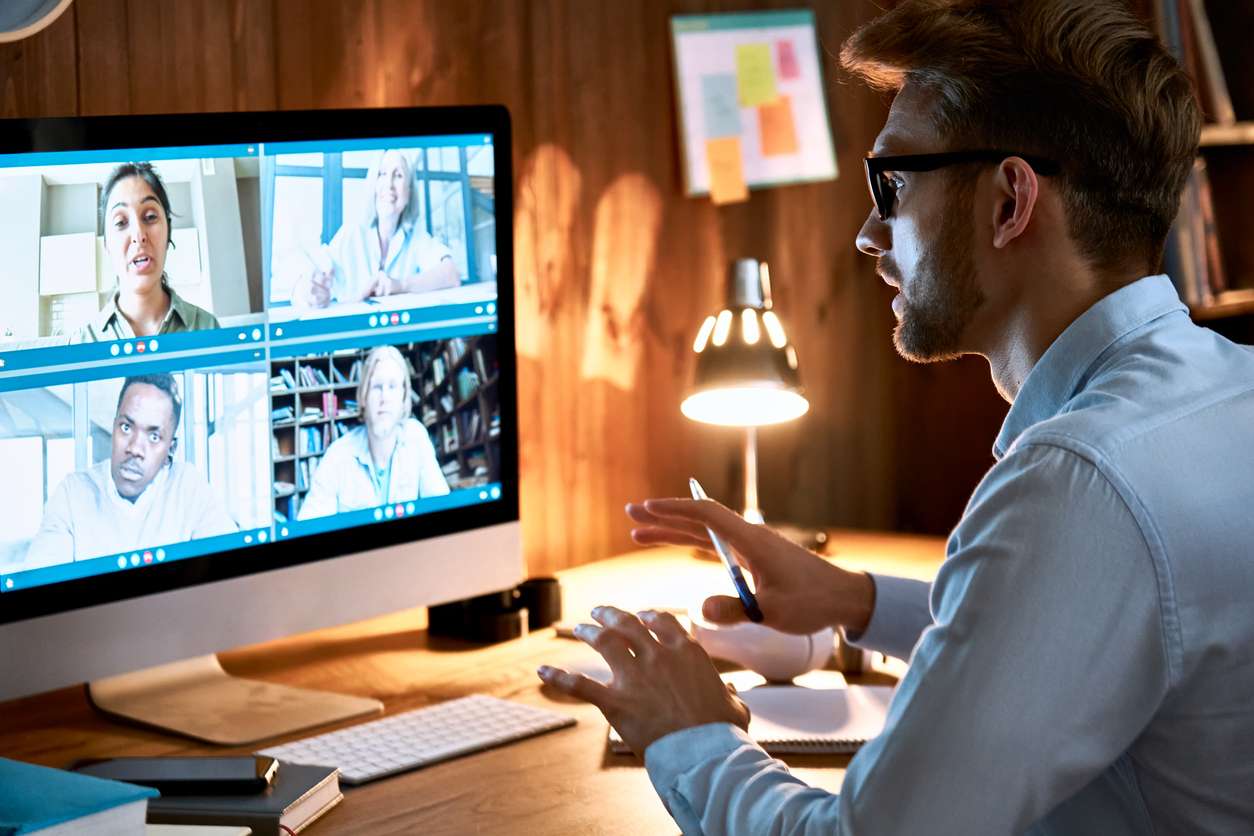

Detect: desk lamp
682,259,809,524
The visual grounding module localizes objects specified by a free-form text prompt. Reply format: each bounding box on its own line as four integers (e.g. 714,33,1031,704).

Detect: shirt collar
993,274,1187,459
95,278,190,335
103,457,172,511
349,420,414,469
369,218,414,271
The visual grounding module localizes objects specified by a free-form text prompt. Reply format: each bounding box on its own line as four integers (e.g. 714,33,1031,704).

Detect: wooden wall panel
0,3,76,117
0,0,1013,578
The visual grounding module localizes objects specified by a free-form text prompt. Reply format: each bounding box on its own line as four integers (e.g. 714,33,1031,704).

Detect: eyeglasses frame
863,150,1062,221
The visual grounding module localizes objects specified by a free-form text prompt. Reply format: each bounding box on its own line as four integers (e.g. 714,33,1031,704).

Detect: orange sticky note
706,136,748,204
759,96,799,157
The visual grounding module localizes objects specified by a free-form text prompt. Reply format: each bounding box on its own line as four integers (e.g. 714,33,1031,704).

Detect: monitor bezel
0,105,519,625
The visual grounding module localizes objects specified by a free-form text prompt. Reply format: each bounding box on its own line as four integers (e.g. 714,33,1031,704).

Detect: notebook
0,757,158,836
146,763,340,836
609,683,894,754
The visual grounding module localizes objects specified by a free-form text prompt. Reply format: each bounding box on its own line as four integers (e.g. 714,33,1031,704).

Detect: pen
689,477,764,623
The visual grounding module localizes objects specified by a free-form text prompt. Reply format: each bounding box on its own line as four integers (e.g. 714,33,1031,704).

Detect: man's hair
841,0,1200,276
117,373,182,431
99,162,178,247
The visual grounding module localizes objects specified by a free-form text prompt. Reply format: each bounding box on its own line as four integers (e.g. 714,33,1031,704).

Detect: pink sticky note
777,40,800,80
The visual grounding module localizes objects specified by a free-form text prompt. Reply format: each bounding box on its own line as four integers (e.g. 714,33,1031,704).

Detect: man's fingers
625,503,712,541
629,526,711,550
591,606,658,657
642,497,778,564
702,595,749,625
536,665,613,707
573,623,634,674
638,610,691,647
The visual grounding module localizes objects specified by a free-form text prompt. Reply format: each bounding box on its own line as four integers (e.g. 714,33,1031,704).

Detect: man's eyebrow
115,411,165,433
109,195,160,212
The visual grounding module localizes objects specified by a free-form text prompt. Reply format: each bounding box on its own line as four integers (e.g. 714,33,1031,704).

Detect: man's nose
856,209,888,257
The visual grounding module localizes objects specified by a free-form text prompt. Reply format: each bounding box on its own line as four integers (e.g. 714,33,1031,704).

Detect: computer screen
0,107,521,702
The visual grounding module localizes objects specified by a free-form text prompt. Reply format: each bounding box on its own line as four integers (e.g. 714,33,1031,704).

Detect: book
1183,0,1235,124
146,763,341,836
608,683,893,755
146,826,252,835
0,757,157,836
1194,156,1227,297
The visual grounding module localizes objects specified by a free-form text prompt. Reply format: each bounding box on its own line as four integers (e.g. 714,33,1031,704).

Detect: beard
889,186,984,363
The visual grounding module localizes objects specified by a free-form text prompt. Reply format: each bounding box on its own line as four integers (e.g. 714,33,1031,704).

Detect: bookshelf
1152,0,1254,343
270,336,501,522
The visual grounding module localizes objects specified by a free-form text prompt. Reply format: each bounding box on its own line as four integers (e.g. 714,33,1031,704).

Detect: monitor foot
87,654,382,745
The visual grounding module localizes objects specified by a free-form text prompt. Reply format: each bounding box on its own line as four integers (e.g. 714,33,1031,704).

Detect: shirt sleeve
187,468,239,538
414,233,455,274
842,573,933,662
23,478,78,570
641,442,1170,835
415,424,450,497
298,444,343,520
324,223,361,304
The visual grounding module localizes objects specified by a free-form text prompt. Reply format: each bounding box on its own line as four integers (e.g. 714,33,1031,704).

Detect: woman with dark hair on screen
76,162,219,341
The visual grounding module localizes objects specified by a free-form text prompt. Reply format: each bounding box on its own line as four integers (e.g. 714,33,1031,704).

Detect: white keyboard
258,695,576,785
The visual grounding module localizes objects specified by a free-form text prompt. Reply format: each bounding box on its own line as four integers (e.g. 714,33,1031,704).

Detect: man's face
856,85,986,362
110,383,176,500
364,355,407,440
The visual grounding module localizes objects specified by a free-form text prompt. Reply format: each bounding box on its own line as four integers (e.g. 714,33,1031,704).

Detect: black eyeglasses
864,150,1062,221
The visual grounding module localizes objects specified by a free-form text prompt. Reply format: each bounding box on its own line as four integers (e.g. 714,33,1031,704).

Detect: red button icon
390,313,400,325
143,551,153,563
136,342,146,353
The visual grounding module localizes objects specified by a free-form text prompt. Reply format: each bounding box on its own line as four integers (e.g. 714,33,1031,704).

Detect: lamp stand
741,425,827,549
743,427,765,525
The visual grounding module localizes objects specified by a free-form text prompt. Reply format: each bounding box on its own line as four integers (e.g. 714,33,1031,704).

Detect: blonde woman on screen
290,149,461,310
298,345,449,520
77,162,219,341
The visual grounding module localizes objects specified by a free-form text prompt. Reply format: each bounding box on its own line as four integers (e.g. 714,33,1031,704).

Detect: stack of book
1156,0,1235,125
0,757,157,835
1164,157,1226,307
146,763,342,836
455,368,480,402
1154,0,1246,309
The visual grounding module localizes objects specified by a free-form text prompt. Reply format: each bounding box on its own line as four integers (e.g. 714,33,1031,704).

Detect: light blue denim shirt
644,275,1254,835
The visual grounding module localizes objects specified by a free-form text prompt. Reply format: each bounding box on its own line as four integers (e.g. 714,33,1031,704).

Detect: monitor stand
87,654,383,745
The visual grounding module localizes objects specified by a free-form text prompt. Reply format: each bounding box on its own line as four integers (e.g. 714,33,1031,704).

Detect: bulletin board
671,10,838,204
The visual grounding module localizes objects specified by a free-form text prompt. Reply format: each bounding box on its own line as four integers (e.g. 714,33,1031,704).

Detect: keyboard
258,695,576,785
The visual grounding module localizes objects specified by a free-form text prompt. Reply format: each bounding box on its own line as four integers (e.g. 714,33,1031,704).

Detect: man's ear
990,157,1041,249
169,436,179,459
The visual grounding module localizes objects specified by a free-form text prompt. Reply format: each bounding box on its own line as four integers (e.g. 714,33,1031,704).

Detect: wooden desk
0,531,943,835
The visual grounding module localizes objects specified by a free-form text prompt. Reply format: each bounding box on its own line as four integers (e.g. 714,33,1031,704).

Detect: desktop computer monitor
0,106,522,742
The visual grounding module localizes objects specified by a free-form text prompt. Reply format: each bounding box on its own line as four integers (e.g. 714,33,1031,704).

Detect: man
25,373,237,568
539,1,1254,833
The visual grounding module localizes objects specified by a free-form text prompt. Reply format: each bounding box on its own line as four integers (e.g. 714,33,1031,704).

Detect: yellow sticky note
706,136,749,205
735,43,777,107
759,96,799,156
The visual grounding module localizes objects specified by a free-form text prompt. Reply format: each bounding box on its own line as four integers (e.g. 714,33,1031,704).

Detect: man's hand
538,607,750,755
626,498,876,635
292,267,333,309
